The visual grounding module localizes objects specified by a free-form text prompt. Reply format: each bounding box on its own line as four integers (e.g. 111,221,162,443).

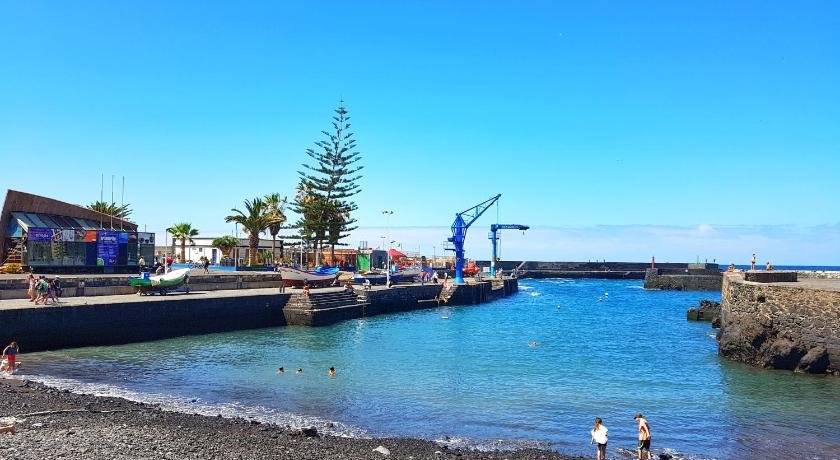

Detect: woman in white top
590,417,608,460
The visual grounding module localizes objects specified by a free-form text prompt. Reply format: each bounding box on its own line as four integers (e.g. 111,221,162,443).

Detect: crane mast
447,194,501,284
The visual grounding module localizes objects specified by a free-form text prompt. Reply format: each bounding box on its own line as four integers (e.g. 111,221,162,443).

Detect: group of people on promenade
589,413,652,460
26,273,62,305
725,253,775,272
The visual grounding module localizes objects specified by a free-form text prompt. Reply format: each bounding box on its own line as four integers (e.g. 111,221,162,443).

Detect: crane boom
489,224,529,276
447,194,501,284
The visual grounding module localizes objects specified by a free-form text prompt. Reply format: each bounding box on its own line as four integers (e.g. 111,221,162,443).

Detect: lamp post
382,210,393,286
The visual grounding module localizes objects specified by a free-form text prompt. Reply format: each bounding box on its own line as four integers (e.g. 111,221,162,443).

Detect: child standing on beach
590,417,608,460
2,342,19,373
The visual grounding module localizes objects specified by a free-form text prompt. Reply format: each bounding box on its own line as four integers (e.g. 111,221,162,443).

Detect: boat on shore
278,266,339,287
129,268,191,295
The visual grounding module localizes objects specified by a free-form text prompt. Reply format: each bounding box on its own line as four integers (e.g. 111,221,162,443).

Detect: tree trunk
180,239,186,263
279,240,284,260
315,239,320,266
271,235,277,263
249,233,259,266
331,244,336,267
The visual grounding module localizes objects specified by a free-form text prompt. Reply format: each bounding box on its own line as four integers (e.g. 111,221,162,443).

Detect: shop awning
388,248,407,258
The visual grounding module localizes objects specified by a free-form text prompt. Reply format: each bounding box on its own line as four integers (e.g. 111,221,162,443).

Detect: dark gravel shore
0,378,584,460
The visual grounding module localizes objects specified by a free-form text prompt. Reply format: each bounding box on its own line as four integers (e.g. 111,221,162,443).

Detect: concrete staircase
283,288,370,327
2,239,25,265
286,288,369,311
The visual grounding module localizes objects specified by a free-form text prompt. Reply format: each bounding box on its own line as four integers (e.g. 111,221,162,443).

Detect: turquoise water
20,279,840,459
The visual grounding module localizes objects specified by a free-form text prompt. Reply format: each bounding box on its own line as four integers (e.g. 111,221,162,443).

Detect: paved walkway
727,273,840,292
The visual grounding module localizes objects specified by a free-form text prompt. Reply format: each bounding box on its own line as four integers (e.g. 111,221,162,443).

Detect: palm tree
264,193,288,262
88,201,132,220
225,198,282,266
211,235,239,258
166,223,199,263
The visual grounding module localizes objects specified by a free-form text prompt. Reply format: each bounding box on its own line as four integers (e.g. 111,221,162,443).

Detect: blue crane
447,194,501,284
489,224,529,276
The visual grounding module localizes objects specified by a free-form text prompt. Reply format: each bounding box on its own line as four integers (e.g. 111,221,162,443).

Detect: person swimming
296,368,303,374
328,366,336,378
277,367,284,374
529,341,538,347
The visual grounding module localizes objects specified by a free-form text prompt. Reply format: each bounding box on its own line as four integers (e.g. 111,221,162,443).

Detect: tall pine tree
294,101,362,265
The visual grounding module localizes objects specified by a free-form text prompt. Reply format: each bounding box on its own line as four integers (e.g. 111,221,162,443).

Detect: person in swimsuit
590,417,608,460
328,367,336,378
27,274,36,302
2,342,19,373
634,413,651,460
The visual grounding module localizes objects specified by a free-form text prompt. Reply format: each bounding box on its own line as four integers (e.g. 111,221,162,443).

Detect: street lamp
382,210,394,286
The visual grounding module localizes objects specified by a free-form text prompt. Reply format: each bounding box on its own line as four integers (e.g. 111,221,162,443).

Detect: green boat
129,268,190,295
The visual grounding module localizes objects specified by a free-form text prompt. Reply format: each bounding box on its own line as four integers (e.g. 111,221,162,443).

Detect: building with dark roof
1,190,150,273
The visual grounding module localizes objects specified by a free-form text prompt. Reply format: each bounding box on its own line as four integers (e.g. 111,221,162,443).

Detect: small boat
394,267,423,282
278,266,339,287
130,268,190,295
353,271,388,285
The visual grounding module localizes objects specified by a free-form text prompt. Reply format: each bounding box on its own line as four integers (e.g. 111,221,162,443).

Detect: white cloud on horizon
345,223,840,266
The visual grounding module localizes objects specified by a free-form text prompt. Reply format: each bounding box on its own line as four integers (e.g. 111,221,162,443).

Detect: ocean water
18,279,840,459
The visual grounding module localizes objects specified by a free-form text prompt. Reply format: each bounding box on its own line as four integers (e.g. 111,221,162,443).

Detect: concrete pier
0,278,519,352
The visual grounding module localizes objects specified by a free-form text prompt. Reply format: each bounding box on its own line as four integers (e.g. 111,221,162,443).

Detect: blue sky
1,2,838,263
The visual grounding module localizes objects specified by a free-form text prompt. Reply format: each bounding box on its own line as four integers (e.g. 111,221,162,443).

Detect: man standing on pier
750,253,756,271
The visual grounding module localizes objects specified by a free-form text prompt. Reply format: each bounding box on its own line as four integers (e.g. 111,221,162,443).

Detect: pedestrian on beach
2,341,19,373
432,271,438,284
27,273,36,302
634,413,652,460
750,253,756,271
590,417,608,460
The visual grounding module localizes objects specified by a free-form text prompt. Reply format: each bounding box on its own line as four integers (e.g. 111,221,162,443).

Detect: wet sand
0,378,583,460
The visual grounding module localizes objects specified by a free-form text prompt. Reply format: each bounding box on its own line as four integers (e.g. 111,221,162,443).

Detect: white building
162,235,289,265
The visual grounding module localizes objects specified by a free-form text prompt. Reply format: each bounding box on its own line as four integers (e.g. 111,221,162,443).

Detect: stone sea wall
718,274,840,374
1,293,289,352
644,268,722,291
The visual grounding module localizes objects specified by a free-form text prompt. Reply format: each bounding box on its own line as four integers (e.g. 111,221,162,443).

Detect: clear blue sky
1,2,838,263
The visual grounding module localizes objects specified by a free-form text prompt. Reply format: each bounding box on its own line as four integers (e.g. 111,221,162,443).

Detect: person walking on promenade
750,253,756,271
139,256,146,272
202,257,210,274
590,417,608,460
2,341,19,373
34,276,48,305
278,271,285,293
634,413,652,460
27,274,36,302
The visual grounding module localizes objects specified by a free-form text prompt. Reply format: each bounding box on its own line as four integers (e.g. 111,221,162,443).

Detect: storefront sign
97,231,120,266
28,228,52,241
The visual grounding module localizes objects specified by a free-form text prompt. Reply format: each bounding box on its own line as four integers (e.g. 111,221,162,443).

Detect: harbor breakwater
1,280,517,352
718,272,840,375
478,260,721,285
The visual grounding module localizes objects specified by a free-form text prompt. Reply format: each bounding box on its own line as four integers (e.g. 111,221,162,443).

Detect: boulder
717,318,769,363
761,338,806,370
796,347,830,374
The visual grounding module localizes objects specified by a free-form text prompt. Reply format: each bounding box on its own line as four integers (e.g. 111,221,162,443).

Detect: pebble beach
0,378,583,460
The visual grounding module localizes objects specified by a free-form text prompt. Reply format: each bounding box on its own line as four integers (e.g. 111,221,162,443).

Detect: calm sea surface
18,279,840,459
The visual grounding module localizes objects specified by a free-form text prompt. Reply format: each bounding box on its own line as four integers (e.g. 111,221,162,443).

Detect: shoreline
0,378,584,460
